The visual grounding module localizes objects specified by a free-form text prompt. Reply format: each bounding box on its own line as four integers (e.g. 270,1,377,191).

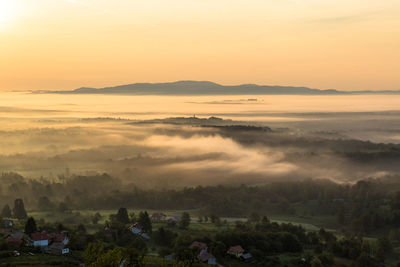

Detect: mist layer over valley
1,92,400,190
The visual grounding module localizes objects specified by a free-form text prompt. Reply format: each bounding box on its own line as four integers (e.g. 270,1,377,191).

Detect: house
227,245,245,257
189,241,208,251
129,223,150,240
45,242,70,255
6,232,25,246
2,220,13,228
140,232,151,241
164,255,174,260
167,216,181,226
188,241,217,265
241,253,253,260
6,237,23,247
49,233,69,245
198,250,216,265
9,232,24,239
130,223,143,235
0,228,12,235
30,232,50,247
151,213,166,221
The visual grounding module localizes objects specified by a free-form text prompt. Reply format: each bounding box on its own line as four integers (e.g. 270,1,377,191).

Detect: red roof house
198,251,216,264
30,232,50,247
189,241,207,250
227,245,245,257
6,236,23,246
151,213,166,221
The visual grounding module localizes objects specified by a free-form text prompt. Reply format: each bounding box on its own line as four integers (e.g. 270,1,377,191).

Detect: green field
28,209,330,233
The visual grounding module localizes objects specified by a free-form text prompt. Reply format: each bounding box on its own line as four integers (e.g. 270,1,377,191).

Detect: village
0,203,259,267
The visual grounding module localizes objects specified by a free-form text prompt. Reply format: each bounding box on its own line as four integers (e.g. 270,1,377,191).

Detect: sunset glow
0,0,19,27
0,0,399,91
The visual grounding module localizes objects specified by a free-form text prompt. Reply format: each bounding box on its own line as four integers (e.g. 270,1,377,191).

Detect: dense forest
3,172,400,236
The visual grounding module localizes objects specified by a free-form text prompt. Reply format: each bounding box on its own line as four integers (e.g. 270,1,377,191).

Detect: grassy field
28,209,330,233
0,254,81,267
0,254,207,267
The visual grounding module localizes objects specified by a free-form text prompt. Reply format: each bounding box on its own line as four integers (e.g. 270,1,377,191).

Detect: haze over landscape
1,1,400,266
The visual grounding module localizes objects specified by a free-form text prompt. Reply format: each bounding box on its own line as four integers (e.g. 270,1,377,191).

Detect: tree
0,204,12,218
83,242,105,266
356,252,377,267
57,223,67,233
129,212,136,223
122,247,147,267
94,248,123,267
37,196,55,211
92,212,102,224
174,234,197,264
25,217,37,235
210,214,218,223
58,202,69,213
376,237,392,262
154,227,175,247
179,212,191,230
13,199,27,219
138,211,152,233
337,206,346,225
210,241,227,258
248,212,261,223
311,257,323,267
77,224,87,234
116,208,130,224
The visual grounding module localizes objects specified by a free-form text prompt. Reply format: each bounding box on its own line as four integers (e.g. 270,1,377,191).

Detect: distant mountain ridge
43,81,400,95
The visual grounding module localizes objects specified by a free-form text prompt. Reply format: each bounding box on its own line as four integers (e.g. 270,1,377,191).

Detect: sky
0,0,399,91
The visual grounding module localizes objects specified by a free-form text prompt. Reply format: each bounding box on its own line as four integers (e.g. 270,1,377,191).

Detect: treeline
4,172,400,233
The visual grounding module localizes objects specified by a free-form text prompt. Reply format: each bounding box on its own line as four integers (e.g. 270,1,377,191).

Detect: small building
6,237,23,247
129,223,150,240
167,216,181,226
9,232,24,239
130,223,143,235
227,245,245,258
189,241,208,251
151,213,166,221
30,232,50,247
2,220,13,228
45,242,70,255
49,233,69,245
164,255,174,260
140,232,151,241
198,250,216,265
241,253,253,260
0,228,12,235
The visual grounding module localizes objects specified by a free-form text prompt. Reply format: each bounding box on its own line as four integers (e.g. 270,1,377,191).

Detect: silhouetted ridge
44,81,400,95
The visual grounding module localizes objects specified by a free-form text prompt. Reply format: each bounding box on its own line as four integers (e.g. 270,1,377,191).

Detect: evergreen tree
25,217,37,234
138,211,152,233
13,199,27,219
116,208,130,224
179,212,191,229
0,204,12,218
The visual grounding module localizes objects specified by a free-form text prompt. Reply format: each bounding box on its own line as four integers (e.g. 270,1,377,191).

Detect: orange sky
0,0,399,91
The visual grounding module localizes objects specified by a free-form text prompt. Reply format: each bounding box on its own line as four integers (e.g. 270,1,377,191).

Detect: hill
43,81,348,95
